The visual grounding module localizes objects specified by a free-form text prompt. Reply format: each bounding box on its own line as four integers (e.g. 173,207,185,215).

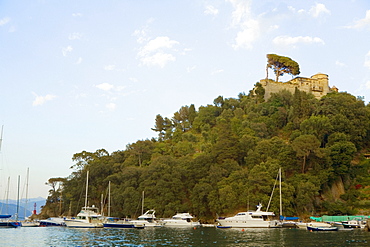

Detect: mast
279,167,282,219
141,191,144,215
84,171,89,208
108,181,111,217
16,175,20,221
5,176,10,214
24,168,30,219
100,193,103,215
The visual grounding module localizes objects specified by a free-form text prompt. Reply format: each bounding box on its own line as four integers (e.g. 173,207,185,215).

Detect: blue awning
0,214,12,219
280,215,299,220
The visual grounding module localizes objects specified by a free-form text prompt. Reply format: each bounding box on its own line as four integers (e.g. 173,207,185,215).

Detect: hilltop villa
259,73,338,100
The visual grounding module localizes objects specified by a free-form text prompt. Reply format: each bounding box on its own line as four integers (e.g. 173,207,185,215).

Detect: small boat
162,212,201,227
216,225,232,229
297,222,331,229
281,221,298,228
21,221,40,227
307,226,338,231
280,216,299,228
342,220,363,229
39,217,66,227
202,223,217,227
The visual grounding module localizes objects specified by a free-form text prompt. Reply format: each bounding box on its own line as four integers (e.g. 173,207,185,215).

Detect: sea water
0,227,369,246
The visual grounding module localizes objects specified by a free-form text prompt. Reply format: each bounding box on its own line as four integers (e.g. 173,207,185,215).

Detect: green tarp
310,215,368,222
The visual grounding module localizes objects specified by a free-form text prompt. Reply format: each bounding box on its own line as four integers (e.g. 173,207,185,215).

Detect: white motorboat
130,209,164,227
21,221,40,227
296,221,331,229
64,171,103,228
162,212,201,227
342,220,364,229
39,217,66,227
216,203,279,228
64,205,103,228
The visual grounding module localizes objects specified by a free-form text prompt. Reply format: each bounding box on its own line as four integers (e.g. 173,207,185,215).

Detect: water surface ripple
0,227,369,246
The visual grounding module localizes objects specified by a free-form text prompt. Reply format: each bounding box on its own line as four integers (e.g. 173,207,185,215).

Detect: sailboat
273,168,298,228
21,168,39,227
0,177,21,228
64,171,103,228
103,181,135,228
0,127,21,228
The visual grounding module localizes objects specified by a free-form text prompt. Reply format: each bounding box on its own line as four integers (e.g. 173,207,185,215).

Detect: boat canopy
280,215,299,221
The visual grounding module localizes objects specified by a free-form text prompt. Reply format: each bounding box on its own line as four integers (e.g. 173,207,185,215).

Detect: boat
162,212,201,227
281,221,298,228
0,128,21,228
0,214,21,228
103,217,135,228
342,220,363,229
297,221,332,229
64,205,103,228
102,182,135,228
216,203,278,228
216,225,232,229
64,171,103,228
202,223,217,227
130,209,164,227
39,217,66,227
21,221,40,227
307,225,338,231
21,168,39,227
280,216,299,228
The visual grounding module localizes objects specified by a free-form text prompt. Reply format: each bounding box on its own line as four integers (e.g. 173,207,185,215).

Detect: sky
1,0,370,200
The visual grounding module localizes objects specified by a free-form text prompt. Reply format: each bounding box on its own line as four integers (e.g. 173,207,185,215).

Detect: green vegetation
266,54,300,82
41,88,370,221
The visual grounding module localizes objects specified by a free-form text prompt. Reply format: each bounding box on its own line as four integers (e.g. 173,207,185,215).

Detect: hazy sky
1,0,370,199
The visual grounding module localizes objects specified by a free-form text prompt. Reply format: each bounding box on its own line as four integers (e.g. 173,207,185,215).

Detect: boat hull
21,222,40,227
216,219,276,228
65,220,103,228
103,222,135,228
163,222,201,227
307,226,338,231
0,221,21,228
39,218,66,227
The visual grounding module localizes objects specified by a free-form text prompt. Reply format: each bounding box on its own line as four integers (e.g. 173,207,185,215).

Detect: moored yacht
162,212,201,227
0,215,21,228
216,203,279,228
39,217,66,227
130,209,164,227
64,205,103,228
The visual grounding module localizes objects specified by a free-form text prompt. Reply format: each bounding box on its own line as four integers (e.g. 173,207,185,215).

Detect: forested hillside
41,87,370,221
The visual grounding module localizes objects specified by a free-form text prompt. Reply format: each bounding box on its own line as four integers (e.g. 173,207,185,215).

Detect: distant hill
0,197,45,219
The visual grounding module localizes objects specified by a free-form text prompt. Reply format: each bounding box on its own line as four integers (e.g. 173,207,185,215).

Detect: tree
292,135,322,173
152,114,165,141
267,54,300,82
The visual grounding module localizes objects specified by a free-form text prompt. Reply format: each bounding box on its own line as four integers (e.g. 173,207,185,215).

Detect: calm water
0,227,369,246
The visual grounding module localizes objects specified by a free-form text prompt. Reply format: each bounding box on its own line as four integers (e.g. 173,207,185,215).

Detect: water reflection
0,226,369,246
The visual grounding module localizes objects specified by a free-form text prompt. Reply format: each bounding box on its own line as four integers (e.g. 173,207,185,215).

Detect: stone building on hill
259,73,338,100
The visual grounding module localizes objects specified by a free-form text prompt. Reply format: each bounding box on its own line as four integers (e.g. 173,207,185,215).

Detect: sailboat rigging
64,171,103,228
